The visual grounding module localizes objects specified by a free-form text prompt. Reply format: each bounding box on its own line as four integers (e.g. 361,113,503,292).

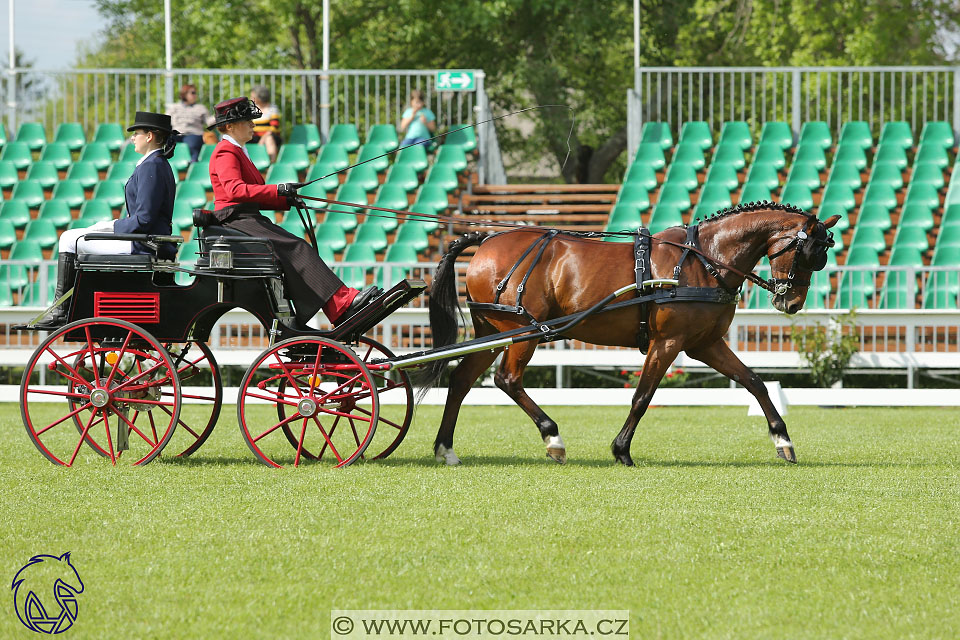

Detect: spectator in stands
398,89,436,147
249,85,282,163
169,84,213,163
205,97,381,327
34,112,178,329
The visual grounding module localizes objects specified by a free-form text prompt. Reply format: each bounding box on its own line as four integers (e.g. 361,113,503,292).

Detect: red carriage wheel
21,318,182,466
159,341,223,457
237,337,379,468
277,336,413,461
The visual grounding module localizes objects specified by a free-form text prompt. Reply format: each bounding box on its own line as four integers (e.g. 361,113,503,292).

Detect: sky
1,0,103,69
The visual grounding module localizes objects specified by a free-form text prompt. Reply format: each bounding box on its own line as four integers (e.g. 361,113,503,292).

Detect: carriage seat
193,211,282,274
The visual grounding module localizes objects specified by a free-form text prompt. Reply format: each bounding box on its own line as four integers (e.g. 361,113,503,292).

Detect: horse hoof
546,447,567,464
434,444,461,466
613,453,634,466
776,446,797,464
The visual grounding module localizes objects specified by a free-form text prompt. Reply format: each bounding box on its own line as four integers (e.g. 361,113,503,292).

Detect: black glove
276,182,305,198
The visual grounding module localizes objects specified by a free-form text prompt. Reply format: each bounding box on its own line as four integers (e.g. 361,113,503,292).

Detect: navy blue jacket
116,151,177,259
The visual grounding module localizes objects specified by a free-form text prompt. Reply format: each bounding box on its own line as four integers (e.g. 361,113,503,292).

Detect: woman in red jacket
206,97,380,327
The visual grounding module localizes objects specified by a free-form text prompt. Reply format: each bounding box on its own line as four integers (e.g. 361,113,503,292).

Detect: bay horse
423,203,840,466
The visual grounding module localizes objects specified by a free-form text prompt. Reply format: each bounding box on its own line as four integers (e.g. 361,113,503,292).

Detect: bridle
765,220,835,296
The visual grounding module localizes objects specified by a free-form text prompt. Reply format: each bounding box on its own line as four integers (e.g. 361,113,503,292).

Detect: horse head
766,212,840,314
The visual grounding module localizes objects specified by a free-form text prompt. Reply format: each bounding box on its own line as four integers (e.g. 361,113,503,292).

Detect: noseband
767,224,835,296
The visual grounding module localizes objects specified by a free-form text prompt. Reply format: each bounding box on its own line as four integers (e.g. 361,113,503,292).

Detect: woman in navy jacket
34,111,178,329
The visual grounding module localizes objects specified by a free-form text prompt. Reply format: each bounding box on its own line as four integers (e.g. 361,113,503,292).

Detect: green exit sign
435,70,475,91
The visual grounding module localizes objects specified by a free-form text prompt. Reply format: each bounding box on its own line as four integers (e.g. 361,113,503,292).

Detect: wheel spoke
315,372,365,404
243,391,300,407
102,409,117,465
35,401,94,436
68,409,99,466
27,387,91,401
43,346,95,390
253,412,303,443
311,416,342,463
148,409,159,444
308,343,324,394
108,406,158,448
315,406,374,423
103,330,133,388
271,352,306,398
293,418,309,466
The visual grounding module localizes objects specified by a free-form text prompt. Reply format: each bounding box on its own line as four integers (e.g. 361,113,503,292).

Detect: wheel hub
297,397,318,417
89,388,110,408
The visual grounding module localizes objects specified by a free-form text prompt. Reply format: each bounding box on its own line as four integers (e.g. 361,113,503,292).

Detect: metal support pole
319,0,330,142
477,71,487,185
163,0,173,107
791,69,802,143
953,67,960,145
6,0,17,133
633,0,640,69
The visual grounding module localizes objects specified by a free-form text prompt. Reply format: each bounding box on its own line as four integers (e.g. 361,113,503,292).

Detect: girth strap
492,229,559,324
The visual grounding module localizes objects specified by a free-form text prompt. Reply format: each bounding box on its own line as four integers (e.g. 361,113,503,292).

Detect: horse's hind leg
494,341,566,464
434,347,503,465
686,339,796,463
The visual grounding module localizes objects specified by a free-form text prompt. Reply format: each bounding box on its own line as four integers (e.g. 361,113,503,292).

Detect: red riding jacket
209,138,288,211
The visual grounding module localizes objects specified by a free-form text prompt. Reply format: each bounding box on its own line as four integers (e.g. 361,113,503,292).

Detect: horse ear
821,215,842,229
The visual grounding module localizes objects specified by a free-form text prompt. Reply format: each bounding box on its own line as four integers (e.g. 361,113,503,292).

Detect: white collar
136,148,160,166
222,134,251,159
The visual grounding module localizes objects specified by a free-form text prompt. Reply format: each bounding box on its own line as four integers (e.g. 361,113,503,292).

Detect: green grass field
1,403,958,639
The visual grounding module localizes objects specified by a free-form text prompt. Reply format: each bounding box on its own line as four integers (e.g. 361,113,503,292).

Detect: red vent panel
94,292,161,323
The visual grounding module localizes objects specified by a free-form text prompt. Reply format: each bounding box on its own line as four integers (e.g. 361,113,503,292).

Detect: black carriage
17,215,425,467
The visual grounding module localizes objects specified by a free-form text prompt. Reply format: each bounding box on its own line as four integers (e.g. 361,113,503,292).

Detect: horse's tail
416,231,491,395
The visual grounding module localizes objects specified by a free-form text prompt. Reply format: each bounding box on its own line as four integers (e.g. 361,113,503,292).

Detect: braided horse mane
692,200,814,226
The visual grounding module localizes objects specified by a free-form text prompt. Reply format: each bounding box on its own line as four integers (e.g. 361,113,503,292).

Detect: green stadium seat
867,162,903,190
0,141,33,171
305,161,343,194
678,121,712,151
314,223,347,254
623,161,658,191
106,161,136,182
836,247,879,309
910,163,945,190
791,144,827,171
373,184,409,212
798,121,831,150
670,143,705,171
20,278,57,306
922,247,960,308
412,185,449,215
861,182,897,211
382,242,420,284
275,144,310,172
50,179,85,211
718,121,752,151
339,243,376,289
878,121,913,149
663,164,698,192
333,183,369,213
393,222,430,254
92,180,126,208
406,202,440,232
351,222,389,253
832,144,868,172
118,144,142,163
786,163,821,190
0,219,16,250
779,183,813,210
0,160,18,189
648,204,683,233
849,225,886,253
605,203,644,232
1,240,44,291
759,122,793,151
288,124,322,154
903,183,940,213
265,164,299,185
328,124,360,153
23,219,58,249
78,143,112,171
278,213,307,239
744,162,780,190
78,200,115,223
424,164,459,192
184,162,212,190
53,122,86,152
919,121,954,149
92,123,125,152
878,247,921,308
633,143,667,172
25,161,60,189
711,144,746,171
317,144,350,173
12,180,45,208
169,200,194,231
16,123,47,152
697,184,733,212
0,200,32,229
943,204,960,228
655,184,691,211
394,144,428,173
38,199,73,229
838,121,872,150
198,145,216,163
38,142,73,171
738,182,772,204
435,145,468,173
825,162,862,190
616,183,652,211
175,182,208,210
819,183,855,213
322,207,359,233
640,122,673,150
935,225,960,251
175,240,200,285
873,143,908,171
384,164,420,193
892,226,929,252
363,203,401,232
898,204,934,232
365,124,399,153
246,143,271,172
167,143,191,173
345,163,380,192
703,163,739,192
444,124,476,153
914,143,949,170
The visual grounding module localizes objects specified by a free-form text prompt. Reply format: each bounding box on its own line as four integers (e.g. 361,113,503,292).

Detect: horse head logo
12,552,84,634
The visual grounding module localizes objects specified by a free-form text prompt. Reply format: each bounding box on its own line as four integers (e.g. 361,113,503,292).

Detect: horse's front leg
434,347,503,465
611,339,682,466
494,341,566,463
686,339,796,463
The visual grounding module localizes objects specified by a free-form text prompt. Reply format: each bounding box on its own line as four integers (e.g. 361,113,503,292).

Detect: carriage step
331,279,427,342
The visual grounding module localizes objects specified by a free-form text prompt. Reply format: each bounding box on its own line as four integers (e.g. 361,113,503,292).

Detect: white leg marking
770,433,793,449
544,434,567,464
434,443,461,466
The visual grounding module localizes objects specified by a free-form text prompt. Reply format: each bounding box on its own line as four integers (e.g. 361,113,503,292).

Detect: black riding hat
127,111,175,134
207,97,263,130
